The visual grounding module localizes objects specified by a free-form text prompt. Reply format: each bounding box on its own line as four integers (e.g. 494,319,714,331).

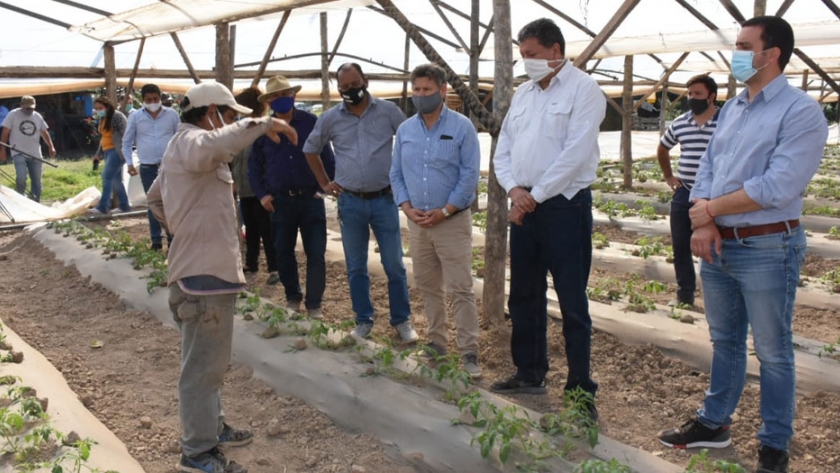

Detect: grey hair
410,63,447,88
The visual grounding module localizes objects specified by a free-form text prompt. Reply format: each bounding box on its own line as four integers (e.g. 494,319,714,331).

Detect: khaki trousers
408,210,479,355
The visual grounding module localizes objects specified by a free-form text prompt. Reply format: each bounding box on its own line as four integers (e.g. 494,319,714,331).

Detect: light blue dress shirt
121,106,181,167
390,106,480,211
690,74,829,227
303,97,406,192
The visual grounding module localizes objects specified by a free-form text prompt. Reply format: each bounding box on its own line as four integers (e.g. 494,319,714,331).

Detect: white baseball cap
183,82,252,115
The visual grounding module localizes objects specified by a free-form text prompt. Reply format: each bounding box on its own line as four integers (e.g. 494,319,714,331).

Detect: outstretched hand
265,117,298,145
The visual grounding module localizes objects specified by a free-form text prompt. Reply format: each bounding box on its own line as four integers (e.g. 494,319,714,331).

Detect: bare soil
0,231,413,473
73,217,840,471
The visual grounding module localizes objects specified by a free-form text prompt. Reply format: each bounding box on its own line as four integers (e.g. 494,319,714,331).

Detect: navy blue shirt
248,109,335,199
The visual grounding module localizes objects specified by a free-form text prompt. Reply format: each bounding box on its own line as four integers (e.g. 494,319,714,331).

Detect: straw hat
258,76,302,102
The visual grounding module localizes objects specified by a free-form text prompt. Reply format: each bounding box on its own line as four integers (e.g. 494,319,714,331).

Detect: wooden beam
468,0,480,120
437,0,493,30
374,0,496,131
673,0,719,30
238,52,408,74
822,0,840,20
634,52,689,110
532,0,596,36
719,0,747,24
717,51,731,69
252,11,292,87
728,74,736,100
754,0,767,16
0,1,71,28
776,0,796,16
401,32,410,114
123,38,146,110
606,93,624,115
170,32,201,84
794,48,840,98
320,12,330,111
103,42,117,104
478,14,495,56
327,9,353,66
366,5,461,50
229,24,237,75
666,88,689,111
215,22,232,90
484,0,513,329
621,55,633,189
573,0,641,68
801,69,809,91
659,83,669,135
429,0,470,52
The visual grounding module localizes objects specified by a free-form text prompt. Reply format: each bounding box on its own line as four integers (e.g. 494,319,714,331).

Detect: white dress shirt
494,62,606,203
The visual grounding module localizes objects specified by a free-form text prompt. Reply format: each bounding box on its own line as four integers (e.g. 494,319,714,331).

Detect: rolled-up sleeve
389,126,410,207
742,100,828,209
302,114,329,155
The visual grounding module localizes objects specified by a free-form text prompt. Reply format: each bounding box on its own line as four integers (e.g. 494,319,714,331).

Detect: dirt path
0,232,413,473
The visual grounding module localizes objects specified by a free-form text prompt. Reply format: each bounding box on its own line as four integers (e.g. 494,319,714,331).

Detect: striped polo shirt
660,108,719,189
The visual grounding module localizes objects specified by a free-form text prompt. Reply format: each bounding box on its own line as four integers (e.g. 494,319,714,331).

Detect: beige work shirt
147,118,271,285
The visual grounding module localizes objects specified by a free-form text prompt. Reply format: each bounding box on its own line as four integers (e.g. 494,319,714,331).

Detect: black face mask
340,85,367,105
688,98,710,115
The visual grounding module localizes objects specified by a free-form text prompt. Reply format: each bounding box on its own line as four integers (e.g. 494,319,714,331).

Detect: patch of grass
38,158,101,203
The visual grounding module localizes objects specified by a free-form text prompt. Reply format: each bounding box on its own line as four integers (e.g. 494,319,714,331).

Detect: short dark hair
337,62,366,81
140,83,161,100
410,63,447,88
742,16,794,70
686,74,718,96
235,87,265,118
517,18,565,55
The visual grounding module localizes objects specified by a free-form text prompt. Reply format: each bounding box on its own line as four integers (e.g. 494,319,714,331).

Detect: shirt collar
736,73,787,104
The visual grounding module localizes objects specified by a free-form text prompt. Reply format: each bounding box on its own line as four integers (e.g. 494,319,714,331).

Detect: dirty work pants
169,283,236,457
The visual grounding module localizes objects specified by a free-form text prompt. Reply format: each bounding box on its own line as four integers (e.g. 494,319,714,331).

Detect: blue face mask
731,49,769,83
270,96,295,114
95,109,107,118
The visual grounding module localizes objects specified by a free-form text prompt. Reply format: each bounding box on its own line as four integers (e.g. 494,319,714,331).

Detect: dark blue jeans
270,194,327,310
139,163,168,245
670,186,696,304
508,189,597,395
241,196,276,272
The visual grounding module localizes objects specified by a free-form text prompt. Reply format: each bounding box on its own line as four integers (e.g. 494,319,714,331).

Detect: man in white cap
147,82,298,473
0,95,56,201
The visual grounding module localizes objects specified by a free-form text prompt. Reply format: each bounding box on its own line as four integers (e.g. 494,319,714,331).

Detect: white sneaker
88,208,107,215
351,323,373,339
395,321,419,343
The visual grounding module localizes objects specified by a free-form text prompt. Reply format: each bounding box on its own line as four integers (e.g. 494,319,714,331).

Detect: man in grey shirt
304,62,418,343
0,96,55,202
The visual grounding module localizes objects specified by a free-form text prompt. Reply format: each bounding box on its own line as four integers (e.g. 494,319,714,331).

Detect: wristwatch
441,207,451,219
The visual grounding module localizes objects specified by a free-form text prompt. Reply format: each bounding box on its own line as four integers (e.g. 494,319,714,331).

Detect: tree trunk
621,55,633,190
215,22,232,90
104,43,117,104
320,12,330,111
484,0,513,329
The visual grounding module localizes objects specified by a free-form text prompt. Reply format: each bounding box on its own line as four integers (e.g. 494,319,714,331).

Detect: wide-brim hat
258,75,302,102
183,82,252,115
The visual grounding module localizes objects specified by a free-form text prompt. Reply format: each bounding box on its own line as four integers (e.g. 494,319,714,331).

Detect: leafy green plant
472,211,487,232
592,232,609,250
828,226,840,241
632,236,667,259
634,199,659,221
575,458,633,473
686,449,746,472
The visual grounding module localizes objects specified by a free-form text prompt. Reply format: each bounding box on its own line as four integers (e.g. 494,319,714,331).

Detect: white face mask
144,102,162,113
523,58,565,82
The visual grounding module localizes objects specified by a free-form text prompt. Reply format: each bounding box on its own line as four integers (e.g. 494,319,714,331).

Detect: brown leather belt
344,186,392,200
717,219,799,240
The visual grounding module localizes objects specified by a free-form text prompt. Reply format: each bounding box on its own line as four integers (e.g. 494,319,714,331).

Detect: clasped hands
508,187,537,226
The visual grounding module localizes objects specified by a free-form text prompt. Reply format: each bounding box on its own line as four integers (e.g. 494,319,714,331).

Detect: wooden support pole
821,0,840,20
401,32,410,114
375,0,496,131
171,33,201,84
468,0,480,120
776,0,796,16
794,48,840,98
573,0,641,68
229,25,237,77
429,0,470,53
103,42,117,104
634,52,688,110
327,9,353,66
215,22,232,90
666,88,689,112
478,15,495,56
728,74,737,101
621,55,634,190
252,10,292,87
719,0,747,24
802,69,809,91
754,0,767,16
240,52,407,73
123,38,146,110
659,84,668,136
484,0,513,329
320,12,330,111
366,6,461,50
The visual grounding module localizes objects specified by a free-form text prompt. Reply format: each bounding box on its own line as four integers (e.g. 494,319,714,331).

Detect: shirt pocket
545,101,572,140
431,137,458,168
508,106,528,135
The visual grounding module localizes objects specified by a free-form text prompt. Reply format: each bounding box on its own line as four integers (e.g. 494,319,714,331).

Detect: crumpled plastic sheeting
0,185,100,223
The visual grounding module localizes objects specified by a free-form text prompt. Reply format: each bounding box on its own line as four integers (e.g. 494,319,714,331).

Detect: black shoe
757,445,789,473
585,402,599,423
490,375,547,394
242,266,258,274
266,272,280,284
152,243,163,251
658,418,731,449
